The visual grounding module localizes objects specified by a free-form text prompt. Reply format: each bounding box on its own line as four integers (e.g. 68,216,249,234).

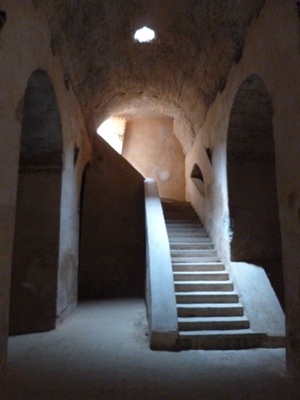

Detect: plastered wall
10,170,62,334
122,117,185,201
0,0,89,386
186,0,300,372
226,74,283,306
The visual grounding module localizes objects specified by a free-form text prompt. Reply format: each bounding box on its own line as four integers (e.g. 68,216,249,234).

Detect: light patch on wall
134,26,155,43
97,117,126,154
157,169,170,182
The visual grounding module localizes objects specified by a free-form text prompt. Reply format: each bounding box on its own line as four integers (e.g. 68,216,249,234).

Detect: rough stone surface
227,74,274,161
227,75,283,305
79,135,146,298
122,117,185,200
9,68,63,335
36,0,265,152
186,0,300,373
10,170,61,334
0,0,88,381
230,262,285,346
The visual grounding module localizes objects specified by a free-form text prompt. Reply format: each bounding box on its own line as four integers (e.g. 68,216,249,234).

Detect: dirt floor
5,299,300,400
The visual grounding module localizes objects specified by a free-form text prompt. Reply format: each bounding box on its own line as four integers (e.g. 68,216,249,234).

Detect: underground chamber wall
9,70,63,334
227,74,284,307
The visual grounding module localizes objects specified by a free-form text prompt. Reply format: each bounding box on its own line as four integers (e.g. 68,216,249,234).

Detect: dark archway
227,74,284,307
9,70,63,334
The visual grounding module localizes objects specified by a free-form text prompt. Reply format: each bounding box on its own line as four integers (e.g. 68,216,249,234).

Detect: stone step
178,316,250,331
164,211,197,217
169,237,212,243
162,201,194,210
172,256,221,263
165,206,197,210
168,223,198,228
172,262,225,272
161,199,258,351
167,225,203,230
177,330,267,350
173,270,229,281
166,224,207,236
166,220,203,225
168,231,208,238
176,291,239,304
165,215,199,219
175,280,234,292
166,221,203,227
171,249,218,257
165,213,199,219
163,203,195,209
170,243,214,250
168,232,208,237
177,303,244,317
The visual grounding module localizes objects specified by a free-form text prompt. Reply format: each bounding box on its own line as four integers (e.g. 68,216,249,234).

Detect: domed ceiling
34,0,265,152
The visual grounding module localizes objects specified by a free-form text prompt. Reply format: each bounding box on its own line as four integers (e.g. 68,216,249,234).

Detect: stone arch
227,74,284,306
93,94,188,200
93,93,196,155
9,70,63,334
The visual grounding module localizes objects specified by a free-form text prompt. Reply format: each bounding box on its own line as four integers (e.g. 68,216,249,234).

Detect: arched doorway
9,70,63,334
227,74,284,307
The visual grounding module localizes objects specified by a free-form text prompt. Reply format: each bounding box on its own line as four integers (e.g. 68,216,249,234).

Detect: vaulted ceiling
34,0,265,152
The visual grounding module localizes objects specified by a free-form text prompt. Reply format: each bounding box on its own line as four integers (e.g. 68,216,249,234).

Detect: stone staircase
162,199,267,350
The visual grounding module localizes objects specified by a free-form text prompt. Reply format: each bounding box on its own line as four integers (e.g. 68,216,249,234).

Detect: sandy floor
5,299,300,400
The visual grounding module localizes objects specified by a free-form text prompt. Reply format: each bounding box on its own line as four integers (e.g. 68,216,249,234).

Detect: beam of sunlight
97,117,126,154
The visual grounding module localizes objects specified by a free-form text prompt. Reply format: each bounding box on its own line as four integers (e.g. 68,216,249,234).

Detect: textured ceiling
35,0,265,152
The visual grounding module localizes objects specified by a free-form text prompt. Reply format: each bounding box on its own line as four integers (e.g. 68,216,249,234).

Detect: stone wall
186,0,300,372
227,74,283,306
122,117,185,201
79,136,145,298
0,0,88,387
10,170,62,334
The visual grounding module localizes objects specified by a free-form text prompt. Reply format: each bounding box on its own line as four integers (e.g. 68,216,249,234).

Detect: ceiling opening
134,26,155,43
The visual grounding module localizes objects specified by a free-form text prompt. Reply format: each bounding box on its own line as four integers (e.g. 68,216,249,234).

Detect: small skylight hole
134,26,155,43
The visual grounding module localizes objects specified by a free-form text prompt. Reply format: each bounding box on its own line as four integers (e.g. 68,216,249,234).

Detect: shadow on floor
6,299,300,400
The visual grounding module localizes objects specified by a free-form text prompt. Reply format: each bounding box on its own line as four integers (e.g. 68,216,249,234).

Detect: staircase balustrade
144,178,178,350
